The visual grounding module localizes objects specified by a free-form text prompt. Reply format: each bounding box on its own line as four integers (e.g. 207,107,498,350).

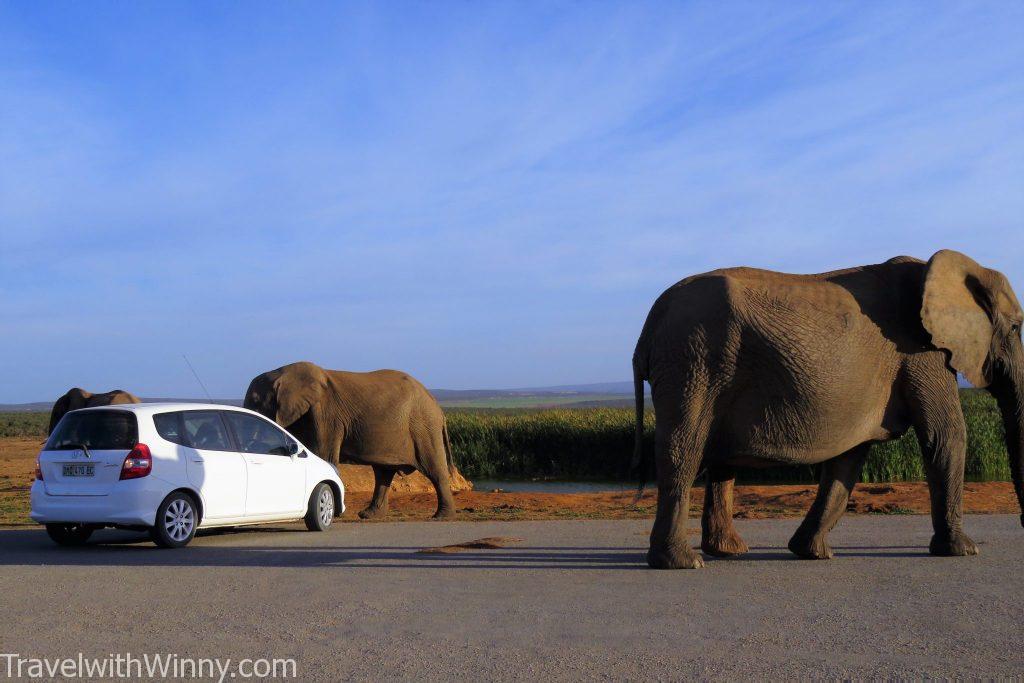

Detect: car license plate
62,463,95,477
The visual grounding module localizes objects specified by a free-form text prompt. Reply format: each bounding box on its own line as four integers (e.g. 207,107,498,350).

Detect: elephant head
48,388,92,434
243,361,328,428
921,249,1024,523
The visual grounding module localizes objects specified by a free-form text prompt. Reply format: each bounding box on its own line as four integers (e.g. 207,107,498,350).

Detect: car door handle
249,461,264,466
192,460,203,464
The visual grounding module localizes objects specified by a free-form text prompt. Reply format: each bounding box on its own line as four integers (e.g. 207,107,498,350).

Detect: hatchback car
31,403,345,548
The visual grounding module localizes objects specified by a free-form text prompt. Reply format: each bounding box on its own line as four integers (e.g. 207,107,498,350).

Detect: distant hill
1,383,643,412
0,377,977,412
0,397,244,412
0,402,54,413
511,381,639,394
429,380,645,408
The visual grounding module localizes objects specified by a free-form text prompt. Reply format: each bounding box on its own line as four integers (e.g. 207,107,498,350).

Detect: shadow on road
0,529,929,569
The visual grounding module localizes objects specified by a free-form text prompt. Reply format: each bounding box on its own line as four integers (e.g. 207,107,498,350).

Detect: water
472,479,636,494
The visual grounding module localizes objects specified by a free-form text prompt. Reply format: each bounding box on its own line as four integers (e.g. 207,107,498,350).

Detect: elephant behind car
632,250,1024,569
244,361,457,519
48,388,141,434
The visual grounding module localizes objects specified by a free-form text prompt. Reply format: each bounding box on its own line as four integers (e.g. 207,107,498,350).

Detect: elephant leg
358,466,396,520
788,444,869,559
701,465,748,557
418,436,456,520
647,423,706,570
905,368,978,556
920,436,978,556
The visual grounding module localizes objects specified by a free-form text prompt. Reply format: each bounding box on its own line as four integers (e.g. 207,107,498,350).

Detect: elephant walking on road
244,361,457,519
632,250,1024,569
48,388,141,434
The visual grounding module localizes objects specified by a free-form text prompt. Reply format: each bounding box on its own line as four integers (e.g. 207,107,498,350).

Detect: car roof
72,402,258,416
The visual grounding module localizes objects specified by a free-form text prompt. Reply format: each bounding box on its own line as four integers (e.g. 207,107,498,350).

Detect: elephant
631,250,1024,569
48,388,141,434
244,361,457,519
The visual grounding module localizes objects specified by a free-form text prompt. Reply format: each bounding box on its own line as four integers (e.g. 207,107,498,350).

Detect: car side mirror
288,441,301,458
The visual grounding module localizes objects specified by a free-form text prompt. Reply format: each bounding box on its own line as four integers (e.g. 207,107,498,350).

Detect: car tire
45,523,93,546
151,492,199,548
304,483,334,531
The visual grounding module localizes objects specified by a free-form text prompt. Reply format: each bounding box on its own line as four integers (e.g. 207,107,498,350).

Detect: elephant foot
432,507,456,520
647,544,704,569
701,530,749,557
788,533,834,560
358,506,388,520
929,531,979,557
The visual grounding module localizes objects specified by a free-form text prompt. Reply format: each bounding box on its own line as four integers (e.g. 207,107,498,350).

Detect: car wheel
45,523,93,546
151,492,198,548
304,483,334,531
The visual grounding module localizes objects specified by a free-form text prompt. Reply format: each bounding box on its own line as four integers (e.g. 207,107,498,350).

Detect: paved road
1,515,1022,680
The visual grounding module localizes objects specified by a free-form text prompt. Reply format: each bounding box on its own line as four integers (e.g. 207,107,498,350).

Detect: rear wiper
59,442,92,458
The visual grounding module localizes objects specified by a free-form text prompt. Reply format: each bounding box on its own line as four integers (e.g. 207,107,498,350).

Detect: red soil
2,437,1019,526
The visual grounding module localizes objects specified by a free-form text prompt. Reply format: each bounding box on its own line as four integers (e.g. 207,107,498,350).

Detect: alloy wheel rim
318,488,334,525
164,499,195,541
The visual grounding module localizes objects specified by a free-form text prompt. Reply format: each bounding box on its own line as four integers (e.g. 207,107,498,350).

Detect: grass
0,412,48,438
2,389,1013,484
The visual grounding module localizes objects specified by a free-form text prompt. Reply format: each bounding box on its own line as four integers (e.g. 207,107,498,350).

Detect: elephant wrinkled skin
244,361,457,519
48,388,141,434
632,250,1024,569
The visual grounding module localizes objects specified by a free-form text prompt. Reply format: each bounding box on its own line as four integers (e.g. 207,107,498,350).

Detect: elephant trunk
991,364,1024,528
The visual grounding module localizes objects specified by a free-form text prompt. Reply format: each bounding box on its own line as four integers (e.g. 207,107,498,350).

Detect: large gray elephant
48,388,141,434
632,250,1024,569
244,361,457,519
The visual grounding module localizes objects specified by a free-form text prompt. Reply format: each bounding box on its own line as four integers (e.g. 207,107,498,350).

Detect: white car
31,403,345,548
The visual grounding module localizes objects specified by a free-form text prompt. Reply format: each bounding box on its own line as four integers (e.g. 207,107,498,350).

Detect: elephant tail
442,419,456,477
630,361,649,502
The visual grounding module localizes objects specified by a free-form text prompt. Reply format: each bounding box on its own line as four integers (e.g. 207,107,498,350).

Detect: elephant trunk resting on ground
48,388,141,434
632,249,1024,569
244,361,457,519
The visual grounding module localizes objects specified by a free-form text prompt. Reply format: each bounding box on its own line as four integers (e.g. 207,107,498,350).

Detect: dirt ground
2,436,1020,526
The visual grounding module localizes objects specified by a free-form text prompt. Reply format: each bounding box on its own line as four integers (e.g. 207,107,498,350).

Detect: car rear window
154,411,234,451
153,412,187,446
45,410,138,451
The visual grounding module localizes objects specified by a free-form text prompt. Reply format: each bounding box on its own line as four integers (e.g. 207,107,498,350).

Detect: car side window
153,412,188,446
181,411,233,451
223,412,293,456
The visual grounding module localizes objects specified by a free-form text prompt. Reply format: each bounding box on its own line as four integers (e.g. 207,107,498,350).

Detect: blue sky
1,2,1022,401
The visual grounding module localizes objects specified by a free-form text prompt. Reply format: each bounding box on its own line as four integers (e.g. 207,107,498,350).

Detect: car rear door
173,411,247,520
222,411,305,516
39,410,137,496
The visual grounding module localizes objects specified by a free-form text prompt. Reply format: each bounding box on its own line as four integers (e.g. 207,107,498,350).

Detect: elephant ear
921,250,995,388
273,370,325,427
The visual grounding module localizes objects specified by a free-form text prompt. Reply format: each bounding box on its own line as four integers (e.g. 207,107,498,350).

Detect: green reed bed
445,389,1012,484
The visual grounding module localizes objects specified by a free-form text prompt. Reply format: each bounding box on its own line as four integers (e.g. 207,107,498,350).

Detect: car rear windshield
45,410,138,451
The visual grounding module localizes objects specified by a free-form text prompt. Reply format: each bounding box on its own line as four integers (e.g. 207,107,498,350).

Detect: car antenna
182,354,213,401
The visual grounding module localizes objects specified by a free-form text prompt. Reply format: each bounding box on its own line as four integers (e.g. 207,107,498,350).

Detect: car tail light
34,458,43,481
120,443,152,480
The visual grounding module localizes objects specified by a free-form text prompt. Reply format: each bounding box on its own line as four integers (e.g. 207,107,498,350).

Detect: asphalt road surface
1,515,1022,680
